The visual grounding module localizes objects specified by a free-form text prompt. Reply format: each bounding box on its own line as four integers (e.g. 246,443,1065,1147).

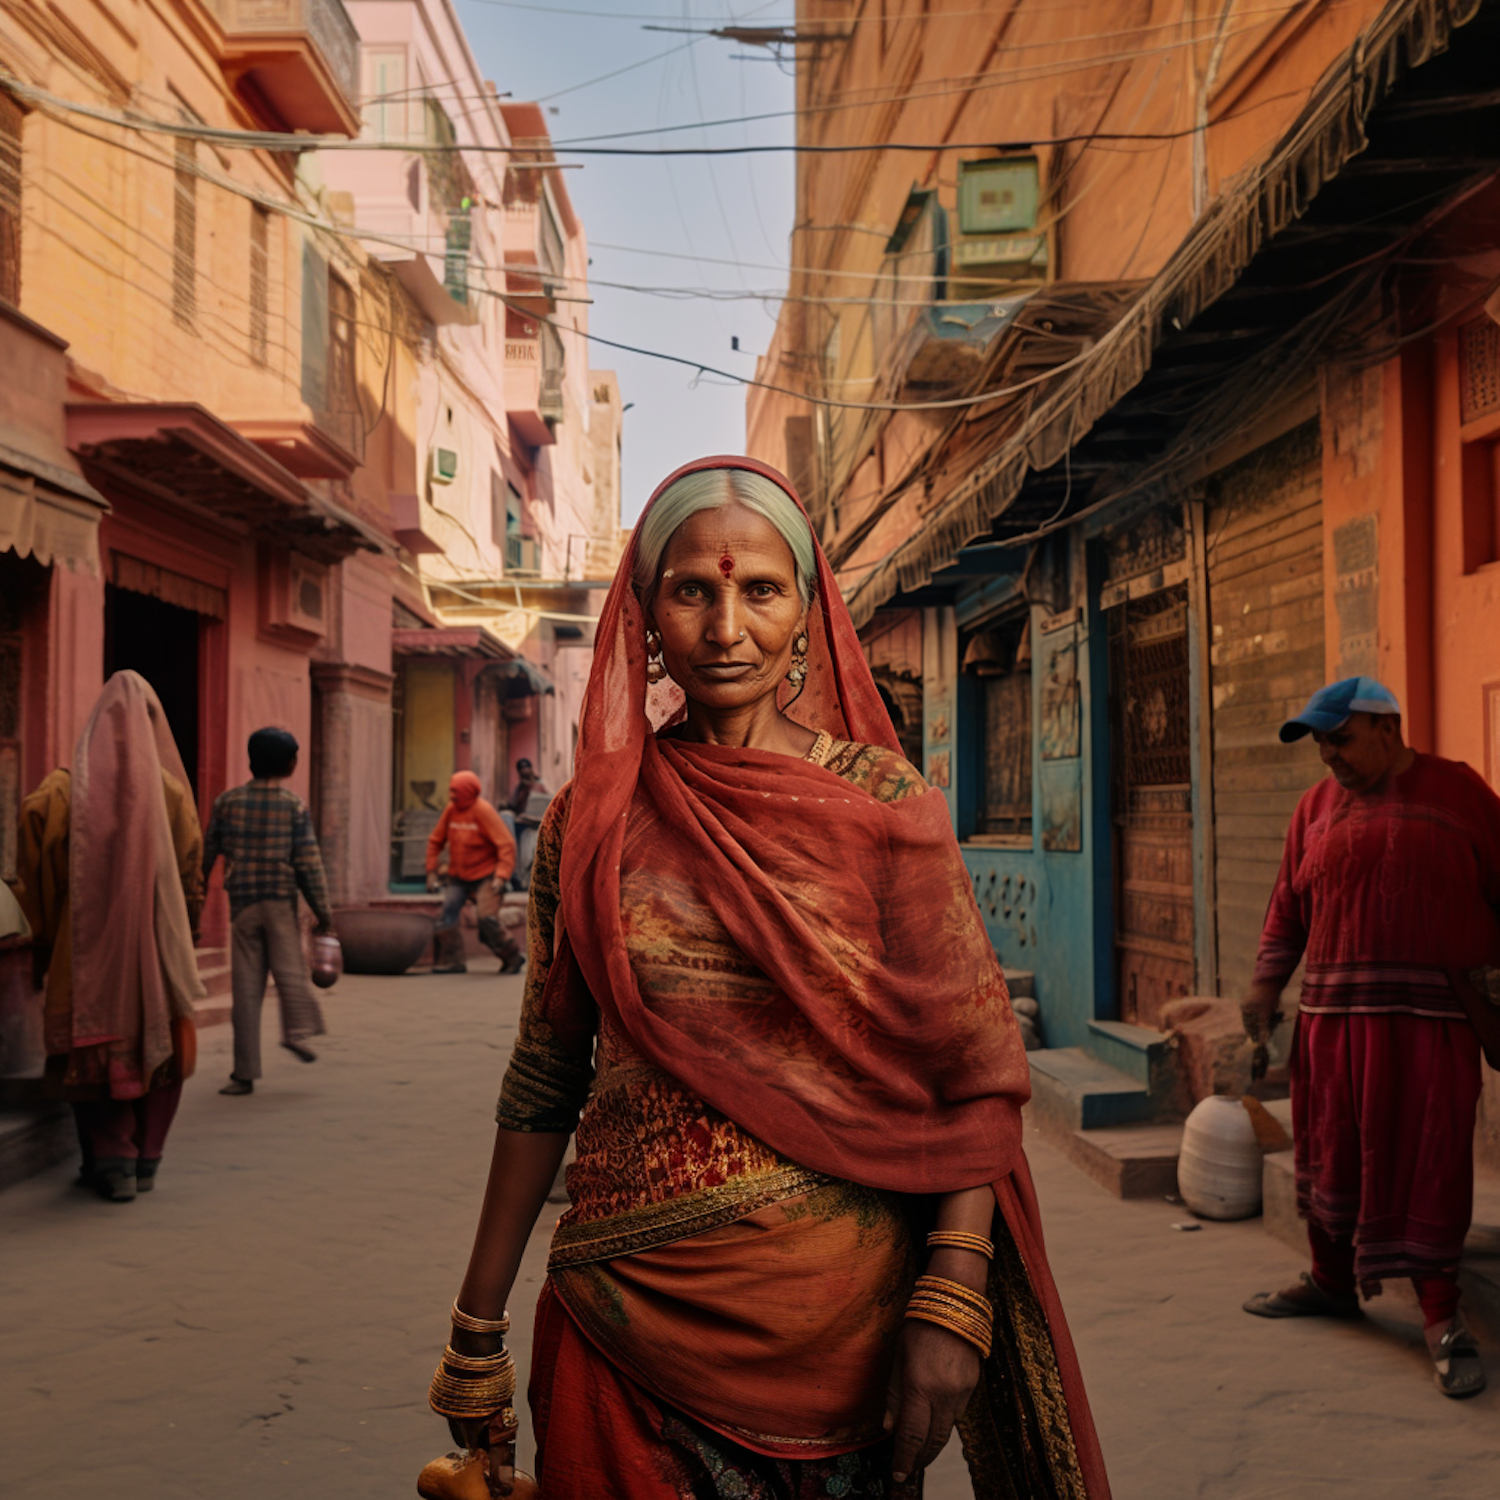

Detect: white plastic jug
1177,1095,1263,1220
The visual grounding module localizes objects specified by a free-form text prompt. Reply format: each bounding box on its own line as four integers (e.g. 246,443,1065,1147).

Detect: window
964,613,1033,839
328,270,356,415
300,244,328,410
249,205,270,366
172,139,197,328
1460,315,1500,573
540,194,564,281
540,323,565,423
0,92,21,306
365,50,409,142
445,211,471,305
503,480,525,568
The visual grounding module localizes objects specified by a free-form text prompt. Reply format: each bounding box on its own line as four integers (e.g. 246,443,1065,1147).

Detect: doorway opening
104,584,201,794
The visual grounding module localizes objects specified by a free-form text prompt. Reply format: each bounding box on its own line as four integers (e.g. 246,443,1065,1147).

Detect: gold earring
645,628,666,684
787,633,809,686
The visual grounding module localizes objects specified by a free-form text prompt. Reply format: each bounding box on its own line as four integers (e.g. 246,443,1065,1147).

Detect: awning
0,440,107,573
67,402,384,564
392,624,513,660
391,626,556,698
0,303,108,573
485,657,555,698
844,0,1492,626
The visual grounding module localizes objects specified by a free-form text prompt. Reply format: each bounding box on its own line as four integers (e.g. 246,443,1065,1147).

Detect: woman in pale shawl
14,671,206,1201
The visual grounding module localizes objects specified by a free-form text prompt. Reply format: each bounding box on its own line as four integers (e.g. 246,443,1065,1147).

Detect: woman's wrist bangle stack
430,1302,516,1419
428,1344,517,1419
926,1230,995,1260
450,1301,510,1335
904,1273,995,1358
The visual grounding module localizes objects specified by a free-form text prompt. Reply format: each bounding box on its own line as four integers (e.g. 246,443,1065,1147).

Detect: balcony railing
207,0,360,134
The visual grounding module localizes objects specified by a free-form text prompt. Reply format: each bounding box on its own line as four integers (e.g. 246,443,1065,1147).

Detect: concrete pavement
1,970,1496,1500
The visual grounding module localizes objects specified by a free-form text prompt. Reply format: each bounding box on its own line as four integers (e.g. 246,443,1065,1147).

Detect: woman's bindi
718,554,735,576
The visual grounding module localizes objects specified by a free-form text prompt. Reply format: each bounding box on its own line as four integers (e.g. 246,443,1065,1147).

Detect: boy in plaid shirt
204,728,332,1096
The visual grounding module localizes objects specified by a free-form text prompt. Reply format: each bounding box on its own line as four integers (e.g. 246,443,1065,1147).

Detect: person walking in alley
500,757,551,892
425,771,523,974
1242,677,1500,1399
204,729,332,1097
416,458,1108,1500
12,672,206,1202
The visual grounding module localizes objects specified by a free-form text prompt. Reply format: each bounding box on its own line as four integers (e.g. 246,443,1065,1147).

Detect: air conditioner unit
430,447,459,485
259,548,328,645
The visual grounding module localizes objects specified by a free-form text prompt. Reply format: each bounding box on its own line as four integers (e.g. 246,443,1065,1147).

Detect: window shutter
300,242,329,411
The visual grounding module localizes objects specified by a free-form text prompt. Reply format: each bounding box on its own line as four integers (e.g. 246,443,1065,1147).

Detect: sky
451,0,798,521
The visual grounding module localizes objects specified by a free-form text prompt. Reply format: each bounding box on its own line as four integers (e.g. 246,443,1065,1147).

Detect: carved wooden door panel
1110,584,1194,1027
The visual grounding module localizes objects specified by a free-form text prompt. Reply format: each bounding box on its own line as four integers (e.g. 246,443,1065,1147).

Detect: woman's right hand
444,1408,517,1496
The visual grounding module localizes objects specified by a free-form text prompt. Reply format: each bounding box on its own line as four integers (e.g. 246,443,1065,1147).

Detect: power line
0,33,1311,160
491,290,1093,413
19,79,1076,417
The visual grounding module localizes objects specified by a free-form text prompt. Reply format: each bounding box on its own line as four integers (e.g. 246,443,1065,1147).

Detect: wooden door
1110,584,1195,1027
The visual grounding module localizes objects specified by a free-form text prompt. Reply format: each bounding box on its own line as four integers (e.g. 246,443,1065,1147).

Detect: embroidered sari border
547,1165,830,1268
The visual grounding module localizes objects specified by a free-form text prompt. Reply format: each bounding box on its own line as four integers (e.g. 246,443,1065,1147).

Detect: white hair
633,468,816,608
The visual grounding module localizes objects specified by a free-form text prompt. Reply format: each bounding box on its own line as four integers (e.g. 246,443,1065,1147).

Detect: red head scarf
449,771,482,809
549,455,1029,1191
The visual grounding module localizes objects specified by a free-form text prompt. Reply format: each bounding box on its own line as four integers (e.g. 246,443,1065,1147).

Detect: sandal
1244,1272,1362,1320
1432,1315,1486,1399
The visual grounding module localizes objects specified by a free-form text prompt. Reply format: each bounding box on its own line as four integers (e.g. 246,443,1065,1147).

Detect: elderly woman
420,458,1108,1500
13,671,205,1202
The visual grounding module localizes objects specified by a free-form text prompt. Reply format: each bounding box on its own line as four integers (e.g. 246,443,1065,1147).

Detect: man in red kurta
1241,677,1500,1399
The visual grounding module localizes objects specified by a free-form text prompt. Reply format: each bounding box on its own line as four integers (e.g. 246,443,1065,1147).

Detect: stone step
196,947,231,1000
0,1104,73,1192
1051,1120,1183,1201
1261,1113,1500,1344
1086,1018,1175,1091
1027,1047,1155,1131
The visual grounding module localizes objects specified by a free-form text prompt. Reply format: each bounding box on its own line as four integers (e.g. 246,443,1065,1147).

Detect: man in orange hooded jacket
425,771,523,974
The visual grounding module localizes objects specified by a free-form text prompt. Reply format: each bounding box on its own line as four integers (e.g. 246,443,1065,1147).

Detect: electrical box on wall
259,547,329,645
430,447,459,485
951,155,1050,296
958,157,1039,234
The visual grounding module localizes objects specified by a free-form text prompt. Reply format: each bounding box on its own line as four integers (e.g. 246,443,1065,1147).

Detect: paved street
2,971,1496,1500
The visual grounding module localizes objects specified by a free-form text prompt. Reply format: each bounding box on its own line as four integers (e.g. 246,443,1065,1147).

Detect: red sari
501,456,1109,1498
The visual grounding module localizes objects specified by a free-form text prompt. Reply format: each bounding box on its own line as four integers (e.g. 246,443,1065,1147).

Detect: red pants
72,1083,183,1164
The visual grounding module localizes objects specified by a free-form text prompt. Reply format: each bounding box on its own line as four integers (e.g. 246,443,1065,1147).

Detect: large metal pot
332,908,435,976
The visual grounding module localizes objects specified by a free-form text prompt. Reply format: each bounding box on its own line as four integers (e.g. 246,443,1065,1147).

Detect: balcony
207,0,361,137
504,338,555,448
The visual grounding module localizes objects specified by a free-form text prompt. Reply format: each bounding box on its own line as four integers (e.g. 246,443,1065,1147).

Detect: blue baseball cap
1279,677,1401,743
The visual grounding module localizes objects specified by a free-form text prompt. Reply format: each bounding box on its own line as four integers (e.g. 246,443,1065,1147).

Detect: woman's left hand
883,1317,982,1485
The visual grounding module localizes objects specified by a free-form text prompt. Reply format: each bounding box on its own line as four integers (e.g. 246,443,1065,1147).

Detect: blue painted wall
923,564,1116,1053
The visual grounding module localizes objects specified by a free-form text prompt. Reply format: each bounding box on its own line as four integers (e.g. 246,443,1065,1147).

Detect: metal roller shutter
1205,421,1327,997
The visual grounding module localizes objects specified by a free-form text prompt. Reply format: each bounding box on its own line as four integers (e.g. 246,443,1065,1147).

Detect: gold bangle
451,1301,511,1335
927,1231,995,1261
441,1344,512,1374
905,1304,993,1358
428,1362,517,1419
907,1289,994,1334
914,1274,994,1317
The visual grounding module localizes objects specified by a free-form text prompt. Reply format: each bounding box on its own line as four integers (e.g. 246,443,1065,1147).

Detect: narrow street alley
1,973,1495,1500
